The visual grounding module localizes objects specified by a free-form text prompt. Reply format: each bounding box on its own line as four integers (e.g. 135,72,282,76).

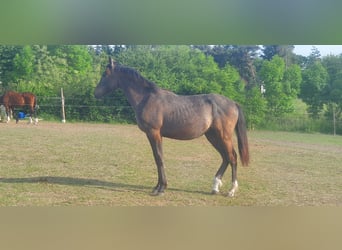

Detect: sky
294,45,342,57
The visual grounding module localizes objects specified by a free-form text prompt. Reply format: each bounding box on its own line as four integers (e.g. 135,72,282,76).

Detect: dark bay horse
95,58,249,197
0,91,38,124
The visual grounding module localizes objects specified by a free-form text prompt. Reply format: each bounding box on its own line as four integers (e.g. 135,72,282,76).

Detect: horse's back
143,91,238,140
2,91,36,108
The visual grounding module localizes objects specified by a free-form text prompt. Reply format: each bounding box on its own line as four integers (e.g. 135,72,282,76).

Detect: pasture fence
261,115,342,135
1,93,341,135
36,93,135,123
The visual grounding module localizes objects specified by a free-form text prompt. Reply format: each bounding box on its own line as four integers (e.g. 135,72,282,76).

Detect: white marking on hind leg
212,177,223,194
228,180,238,197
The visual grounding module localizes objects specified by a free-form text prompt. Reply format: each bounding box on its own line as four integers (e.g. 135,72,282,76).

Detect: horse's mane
114,64,158,92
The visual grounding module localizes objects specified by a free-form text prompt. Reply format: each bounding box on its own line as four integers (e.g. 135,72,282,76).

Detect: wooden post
61,88,66,123
333,105,336,136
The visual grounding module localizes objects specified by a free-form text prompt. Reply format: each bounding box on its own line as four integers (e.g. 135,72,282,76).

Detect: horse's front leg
146,130,167,196
32,107,39,125
5,108,11,123
27,111,33,124
27,116,33,124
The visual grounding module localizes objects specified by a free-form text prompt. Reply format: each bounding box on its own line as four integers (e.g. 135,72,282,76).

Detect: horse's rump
21,92,37,108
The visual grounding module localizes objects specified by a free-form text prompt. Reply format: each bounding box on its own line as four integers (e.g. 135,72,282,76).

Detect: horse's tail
235,103,249,166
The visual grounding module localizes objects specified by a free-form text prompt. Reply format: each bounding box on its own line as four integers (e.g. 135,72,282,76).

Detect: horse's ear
109,57,115,69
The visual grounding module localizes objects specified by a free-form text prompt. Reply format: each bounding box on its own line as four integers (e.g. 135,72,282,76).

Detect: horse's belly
161,118,211,140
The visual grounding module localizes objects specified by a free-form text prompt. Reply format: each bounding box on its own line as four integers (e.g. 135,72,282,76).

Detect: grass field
0,122,341,206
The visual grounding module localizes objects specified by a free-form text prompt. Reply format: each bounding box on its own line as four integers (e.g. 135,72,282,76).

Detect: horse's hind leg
227,150,238,197
205,128,239,197
28,106,38,125
34,107,38,124
30,105,38,124
27,116,33,124
222,137,239,197
34,104,39,124
205,129,229,194
27,110,33,124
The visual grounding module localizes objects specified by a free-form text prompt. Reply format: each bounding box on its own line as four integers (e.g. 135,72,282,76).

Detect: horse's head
94,57,119,98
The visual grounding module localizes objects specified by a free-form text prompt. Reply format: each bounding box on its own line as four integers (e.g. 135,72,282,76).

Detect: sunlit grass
0,122,341,206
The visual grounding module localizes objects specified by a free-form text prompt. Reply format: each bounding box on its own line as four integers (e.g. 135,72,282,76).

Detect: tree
15,45,60,96
243,86,267,129
0,45,22,88
228,45,259,86
283,64,302,97
300,61,328,118
203,45,232,68
261,45,295,69
321,55,342,131
4,44,332,128
116,45,242,97
307,46,321,63
261,45,279,60
13,45,35,81
48,45,92,74
195,45,260,87
260,55,296,116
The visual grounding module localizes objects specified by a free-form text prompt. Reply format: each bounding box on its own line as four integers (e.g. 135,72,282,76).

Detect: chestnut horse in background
95,58,249,197
0,91,38,124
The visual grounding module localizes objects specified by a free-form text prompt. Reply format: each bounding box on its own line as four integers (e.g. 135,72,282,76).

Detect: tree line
0,45,341,134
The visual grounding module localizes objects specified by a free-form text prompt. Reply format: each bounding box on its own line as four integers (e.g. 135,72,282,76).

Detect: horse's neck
120,78,150,109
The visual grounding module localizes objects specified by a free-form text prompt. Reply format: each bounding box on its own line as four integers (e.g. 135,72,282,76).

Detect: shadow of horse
0,176,212,195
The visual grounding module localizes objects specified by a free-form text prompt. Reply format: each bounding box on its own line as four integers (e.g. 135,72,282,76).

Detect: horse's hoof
227,191,236,197
150,189,164,196
211,190,219,195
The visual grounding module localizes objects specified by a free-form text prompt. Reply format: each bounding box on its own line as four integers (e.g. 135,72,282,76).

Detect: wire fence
261,115,342,135
1,95,342,135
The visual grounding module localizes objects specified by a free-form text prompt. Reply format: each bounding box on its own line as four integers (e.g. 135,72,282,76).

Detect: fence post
61,88,66,123
333,105,336,136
